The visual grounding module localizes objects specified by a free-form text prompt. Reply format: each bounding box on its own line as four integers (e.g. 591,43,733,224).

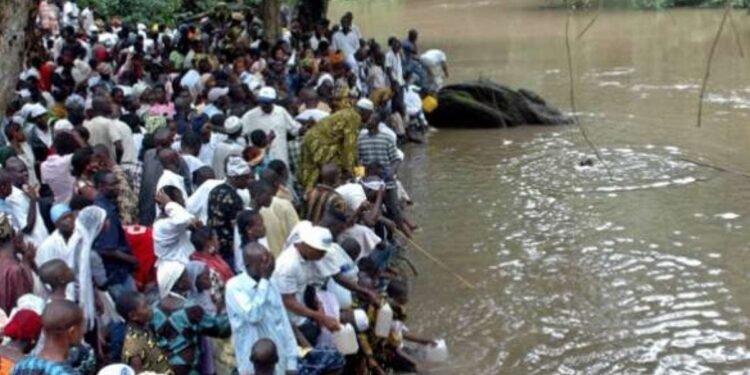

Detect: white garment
114,120,137,164
68,206,107,330
34,127,52,147
323,244,358,309
62,1,79,29
36,230,69,267
181,154,206,176
153,202,195,264
7,186,48,246
339,224,382,259
198,132,225,166
156,170,188,198
331,30,360,58
186,179,223,224
385,50,405,86
240,106,301,167
211,141,244,180
335,182,367,211
420,49,447,66
271,244,338,326
17,144,38,185
225,273,298,375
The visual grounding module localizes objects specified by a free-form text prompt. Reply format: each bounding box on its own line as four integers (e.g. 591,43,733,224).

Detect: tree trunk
0,0,38,116
262,0,281,42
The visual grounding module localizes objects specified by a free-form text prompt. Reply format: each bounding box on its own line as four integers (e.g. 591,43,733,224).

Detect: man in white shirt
272,223,341,332
240,87,301,168
226,242,298,375
62,0,80,30
212,116,245,180
36,203,76,267
331,13,361,69
186,167,223,224
420,49,449,87
153,188,197,264
385,38,405,87
4,157,48,247
156,148,189,202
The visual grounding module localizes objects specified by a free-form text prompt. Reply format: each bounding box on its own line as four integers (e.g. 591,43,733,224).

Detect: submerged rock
426,80,574,128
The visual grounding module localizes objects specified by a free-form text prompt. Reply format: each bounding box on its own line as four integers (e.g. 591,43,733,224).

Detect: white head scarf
97,364,135,375
67,206,107,330
185,261,215,315
157,260,187,299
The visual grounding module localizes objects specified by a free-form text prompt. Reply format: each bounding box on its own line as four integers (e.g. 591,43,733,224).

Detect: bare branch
564,0,614,180
697,2,732,128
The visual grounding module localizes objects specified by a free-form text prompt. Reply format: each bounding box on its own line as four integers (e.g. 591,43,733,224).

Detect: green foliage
79,0,183,25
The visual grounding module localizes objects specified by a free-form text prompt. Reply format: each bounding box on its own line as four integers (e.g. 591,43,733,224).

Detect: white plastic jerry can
374,302,393,338
333,323,360,355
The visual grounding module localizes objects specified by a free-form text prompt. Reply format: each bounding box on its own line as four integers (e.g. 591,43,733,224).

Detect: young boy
37,259,75,301
116,292,172,375
250,338,278,375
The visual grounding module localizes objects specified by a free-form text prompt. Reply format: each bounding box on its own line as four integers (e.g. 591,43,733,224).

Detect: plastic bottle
374,302,393,338
333,324,359,355
424,339,449,363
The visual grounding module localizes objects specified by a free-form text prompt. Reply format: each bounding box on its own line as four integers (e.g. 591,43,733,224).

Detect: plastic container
374,303,393,338
333,324,359,355
424,339,449,363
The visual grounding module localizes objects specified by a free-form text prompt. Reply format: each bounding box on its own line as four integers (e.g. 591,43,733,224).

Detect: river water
330,1,750,373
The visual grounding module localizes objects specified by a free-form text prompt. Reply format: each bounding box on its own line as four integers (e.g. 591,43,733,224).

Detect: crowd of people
0,1,451,375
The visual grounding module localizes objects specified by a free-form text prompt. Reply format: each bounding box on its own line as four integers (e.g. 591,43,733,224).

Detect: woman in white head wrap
153,260,231,375
156,260,187,300
68,206,108,331
185,260,220,375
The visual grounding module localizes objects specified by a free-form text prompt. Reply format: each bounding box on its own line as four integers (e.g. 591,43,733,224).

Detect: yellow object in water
423,95,439,113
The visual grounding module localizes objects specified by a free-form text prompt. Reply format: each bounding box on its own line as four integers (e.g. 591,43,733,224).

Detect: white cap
257,86,277,102
356,98,375,112
226,156,251,177
98,364,135,375
207,87,230,102
27,103,48,119
224,116,242,134
300,225,335,253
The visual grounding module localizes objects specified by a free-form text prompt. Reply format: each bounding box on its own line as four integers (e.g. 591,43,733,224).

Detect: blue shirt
10,357,77,375
94,195,133,284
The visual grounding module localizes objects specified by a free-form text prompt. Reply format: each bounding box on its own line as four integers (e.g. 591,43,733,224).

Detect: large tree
0,0,38,116
261,0,281,42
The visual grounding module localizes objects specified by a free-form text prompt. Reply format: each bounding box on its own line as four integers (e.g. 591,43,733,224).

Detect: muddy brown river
330,1,750,373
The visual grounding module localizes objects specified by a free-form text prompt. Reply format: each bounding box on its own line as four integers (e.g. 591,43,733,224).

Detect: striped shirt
357,131,399,167
10,357,76,375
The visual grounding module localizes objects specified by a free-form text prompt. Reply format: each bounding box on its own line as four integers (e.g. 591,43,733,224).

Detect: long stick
576,0,603,41
728,10,745,58
564,1,614,180
395,231,477,290
697,2,732,128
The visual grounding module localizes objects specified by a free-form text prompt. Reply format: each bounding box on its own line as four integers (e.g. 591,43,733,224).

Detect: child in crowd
116,292,173,375
37,259,75,301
